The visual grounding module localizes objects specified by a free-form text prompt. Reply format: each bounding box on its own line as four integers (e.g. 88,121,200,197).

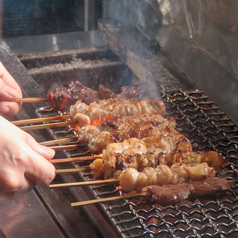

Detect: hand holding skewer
0,63,56,200
0,62,22,117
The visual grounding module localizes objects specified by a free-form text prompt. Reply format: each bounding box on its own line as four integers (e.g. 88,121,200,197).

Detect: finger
0,62,22,100
0,86,21,100
0,101,22,117
0,62,22,91
23,145,56,186
23,132,55,160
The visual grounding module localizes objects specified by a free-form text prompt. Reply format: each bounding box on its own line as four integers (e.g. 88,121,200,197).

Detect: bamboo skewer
49,144,86,151
49,178,120,188
14,97,48,103
50,155,101,164
19,121,78,131
11,115,71,126
40,137,78,146
55,167,90,174
71,192,151,207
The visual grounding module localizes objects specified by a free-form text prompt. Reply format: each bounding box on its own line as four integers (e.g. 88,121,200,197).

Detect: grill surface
2,25,238,237
35,88,238,238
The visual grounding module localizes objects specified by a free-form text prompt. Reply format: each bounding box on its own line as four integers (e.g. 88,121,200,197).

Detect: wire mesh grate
36,89,238,238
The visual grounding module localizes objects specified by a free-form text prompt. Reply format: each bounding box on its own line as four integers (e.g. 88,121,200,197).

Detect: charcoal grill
0,10,238,238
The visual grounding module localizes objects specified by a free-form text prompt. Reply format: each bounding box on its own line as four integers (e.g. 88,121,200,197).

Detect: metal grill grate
36,89,238,238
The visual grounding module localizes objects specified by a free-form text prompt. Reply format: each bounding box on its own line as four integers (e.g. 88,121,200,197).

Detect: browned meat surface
142,177,231,206
48,81,101,110
189,176,231,196
70,98,166,127
47,81,160,111
90,147,226,181
119,163,216,192
143,183,191,206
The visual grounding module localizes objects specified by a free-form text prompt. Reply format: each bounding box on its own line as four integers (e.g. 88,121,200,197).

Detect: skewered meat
70,98,166,127
48,81,101,111
90,128,192,169
77,114,175,145
119,162,216,192
87,119,180,154
141,177,231,206
48,81,159,111
90,149,226,180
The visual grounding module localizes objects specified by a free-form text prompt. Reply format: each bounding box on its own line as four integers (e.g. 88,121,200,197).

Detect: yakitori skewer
19,121,77,131
50,155,101,164
71,192,150,207
11,114,71,126
14,97,48,103
49,178,120,188
70,178,234,207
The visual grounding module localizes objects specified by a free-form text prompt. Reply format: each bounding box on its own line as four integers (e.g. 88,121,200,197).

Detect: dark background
2,0,103,37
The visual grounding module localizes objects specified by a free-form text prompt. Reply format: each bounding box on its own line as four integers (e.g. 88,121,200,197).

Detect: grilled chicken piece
90,148,226,180
77,114,175,145
119,162,216,192
70,98,166,127
141,177,231,206
87,118,192,154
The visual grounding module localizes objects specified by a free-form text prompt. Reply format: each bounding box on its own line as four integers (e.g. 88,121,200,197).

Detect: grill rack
35,89,238,238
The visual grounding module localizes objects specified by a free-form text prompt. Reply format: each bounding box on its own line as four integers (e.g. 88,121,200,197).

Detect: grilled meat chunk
141,177,231,206
48,81,160,111
70,98,166,127
119,163,216,192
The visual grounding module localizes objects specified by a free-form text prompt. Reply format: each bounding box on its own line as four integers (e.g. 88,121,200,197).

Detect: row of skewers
12,81,234,207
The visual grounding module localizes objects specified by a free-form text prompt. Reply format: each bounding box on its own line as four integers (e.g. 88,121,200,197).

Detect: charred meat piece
48,81,101,110
142,177,231,206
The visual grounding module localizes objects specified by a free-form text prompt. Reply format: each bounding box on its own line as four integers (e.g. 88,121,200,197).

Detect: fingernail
4,86,20,98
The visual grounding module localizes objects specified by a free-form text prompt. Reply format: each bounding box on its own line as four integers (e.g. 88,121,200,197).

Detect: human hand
0,62,22,117
0,116,56,200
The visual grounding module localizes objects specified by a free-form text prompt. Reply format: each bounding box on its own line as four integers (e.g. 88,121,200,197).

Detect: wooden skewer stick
50,155,101,164
14,97,48,103
40,137,78,146
71,192,151,207
55,167,90,174
49,178,120,188
11,115,71,126
19,121,77,131
50,144,86,151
